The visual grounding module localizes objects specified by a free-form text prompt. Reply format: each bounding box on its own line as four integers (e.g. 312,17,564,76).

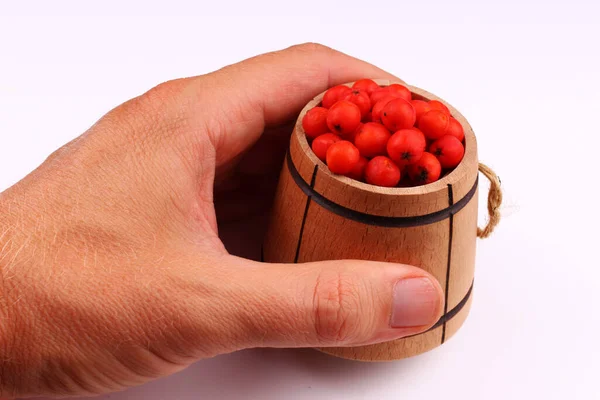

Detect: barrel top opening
293,79,478,198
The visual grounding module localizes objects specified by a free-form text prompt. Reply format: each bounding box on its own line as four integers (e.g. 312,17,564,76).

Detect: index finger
182,43,403,165
208,43,402,126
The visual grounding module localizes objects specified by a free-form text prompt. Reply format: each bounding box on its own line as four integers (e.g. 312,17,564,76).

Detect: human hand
0,43,444,398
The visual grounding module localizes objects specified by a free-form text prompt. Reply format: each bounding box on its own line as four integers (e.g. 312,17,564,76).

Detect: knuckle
101,79,192,151
141,80,178,107
131,78,188,122
131,81,180,125
290,42,334,56
312,270,364,344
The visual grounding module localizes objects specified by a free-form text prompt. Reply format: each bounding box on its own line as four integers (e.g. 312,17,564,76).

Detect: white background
1,1,599,399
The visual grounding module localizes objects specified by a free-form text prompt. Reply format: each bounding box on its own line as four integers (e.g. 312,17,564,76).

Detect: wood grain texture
297,203,450,286
263,160,310,264
263,81,479,360
444,293,473,341
447,186,479,309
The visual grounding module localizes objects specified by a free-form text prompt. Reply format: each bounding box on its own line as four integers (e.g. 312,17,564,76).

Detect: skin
0,43,444,398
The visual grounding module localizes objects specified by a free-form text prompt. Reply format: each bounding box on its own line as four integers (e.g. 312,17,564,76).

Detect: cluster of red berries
302,79,466,187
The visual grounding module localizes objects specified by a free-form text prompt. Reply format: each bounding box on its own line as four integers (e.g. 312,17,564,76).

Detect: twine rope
477,163,502,239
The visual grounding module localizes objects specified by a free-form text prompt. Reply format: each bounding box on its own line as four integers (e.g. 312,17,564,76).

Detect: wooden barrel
263,79,479,361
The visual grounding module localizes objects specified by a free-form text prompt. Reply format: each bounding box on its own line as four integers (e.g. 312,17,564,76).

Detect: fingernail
391,278,440,328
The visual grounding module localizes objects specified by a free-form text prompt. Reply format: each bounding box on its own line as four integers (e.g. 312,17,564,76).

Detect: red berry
381,98,416,131
386,129,427,166
354,122,391,158
407,152,442,185
365,156,401,187
387,84,412,101
446,117,465,141
352,79,379,94
418,110,450,140
326,140,360,175
429,135,465,169
370,87,392,105
408,127,425,135
302,107,329,139
343,89,372,118
322,85,352,108
326,100,362,137
411,100,432,122
347,122,363,143
346,156,368,181
371,95,397,123
311,133,341,161
429,100,450,114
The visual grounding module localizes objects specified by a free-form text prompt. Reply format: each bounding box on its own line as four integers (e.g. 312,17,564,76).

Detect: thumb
229,258,445,348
